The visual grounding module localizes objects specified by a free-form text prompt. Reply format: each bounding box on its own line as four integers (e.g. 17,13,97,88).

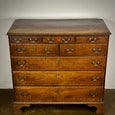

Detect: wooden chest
7,19,111,115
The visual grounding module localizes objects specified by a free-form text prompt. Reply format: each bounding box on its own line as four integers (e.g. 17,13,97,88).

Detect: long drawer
13,71,105,86
11,57,106,71
14,87,104,102
10,44,107,56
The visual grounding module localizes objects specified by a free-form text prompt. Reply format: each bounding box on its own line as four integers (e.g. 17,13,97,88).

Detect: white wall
0,0,115,89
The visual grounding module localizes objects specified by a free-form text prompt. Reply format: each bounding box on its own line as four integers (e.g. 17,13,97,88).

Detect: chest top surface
7,19,111,36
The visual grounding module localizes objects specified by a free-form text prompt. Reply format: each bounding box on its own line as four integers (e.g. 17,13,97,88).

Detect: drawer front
13,71,105,86
14,87,103,102
9,36,108,44
11,57,106,71
9,37,42,44
60,44,107,56
76,36,108,43
10,44,59,56
43,37,75,44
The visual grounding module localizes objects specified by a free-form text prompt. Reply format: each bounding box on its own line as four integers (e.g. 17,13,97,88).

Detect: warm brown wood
9,36,42,44
7,19,111,35
10,44,107,56
76,36,108,43
13,71,105,86
13,102,104,115
11,57,106,71
60,44,107,56
10,44,59,56
7,19,111,115
14,87,104,102
13,103,30,115
43,36,75,44
9,36,108,44
14,102,104,105
88,103,104,115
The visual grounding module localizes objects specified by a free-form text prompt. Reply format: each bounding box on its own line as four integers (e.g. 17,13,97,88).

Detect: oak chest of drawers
7,19,111,115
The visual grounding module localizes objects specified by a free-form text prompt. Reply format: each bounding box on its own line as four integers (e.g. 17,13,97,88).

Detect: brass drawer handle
89,93,98,97
92,48,101,53
62,38,71,43
16,48,25,53
89,38,97,43
13,38,22,43
91,76,99,81
57,73,63,77
18,76,27,81
57,73,60,76
66,49,74,53
21,92,30,98
55,88,61,93
47,38,55,43
28,38,38,43
57,58,60,62
44,48,53,53
17,61,26,66
58,88,61,92
91,61,100,66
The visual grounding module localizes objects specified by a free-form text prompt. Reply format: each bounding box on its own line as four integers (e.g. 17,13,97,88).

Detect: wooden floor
0,89,115,115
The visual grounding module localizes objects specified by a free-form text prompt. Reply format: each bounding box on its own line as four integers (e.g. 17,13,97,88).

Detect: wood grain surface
7,19,111,115
60,44,107,56
11,57,106,71
9,36,108,44
14,87,104,102
76,36,108,43
10,44,59,56
13,71,105,86
7,19,111,35
9,36,42,44
43,37,75,44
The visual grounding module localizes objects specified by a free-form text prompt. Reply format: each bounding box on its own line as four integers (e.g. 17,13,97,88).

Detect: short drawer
60,44,107,56
13,71,105,86
43,37,75,44
14,87,104,102
76,36,108,43
10,44,59,56
11,57,106,71
9,37,42,44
